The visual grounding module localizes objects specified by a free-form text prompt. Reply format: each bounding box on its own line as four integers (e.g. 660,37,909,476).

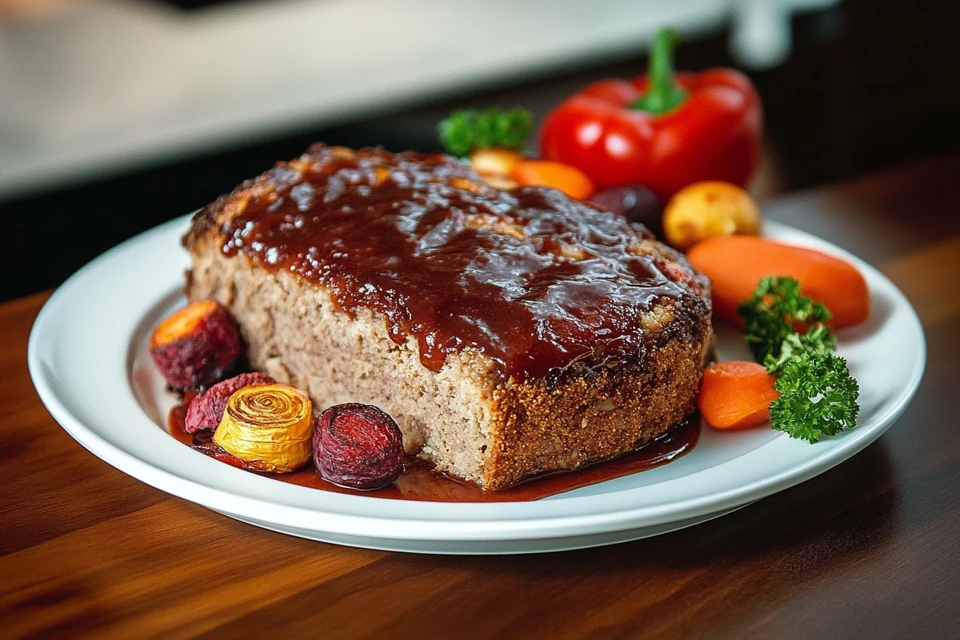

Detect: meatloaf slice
183,144,712,490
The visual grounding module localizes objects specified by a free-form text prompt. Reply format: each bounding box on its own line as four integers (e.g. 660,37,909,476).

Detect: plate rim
27,216,927,545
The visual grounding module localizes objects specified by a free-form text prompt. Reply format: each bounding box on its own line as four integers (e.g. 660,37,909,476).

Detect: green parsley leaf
769,351,860,442
437,110,476,157
763,323,837,374
738,276,832,363
437,107,533,157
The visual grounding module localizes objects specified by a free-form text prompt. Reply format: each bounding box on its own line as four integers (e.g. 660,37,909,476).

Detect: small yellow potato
663,181,762,251
481,174,519,190
469,148,525,177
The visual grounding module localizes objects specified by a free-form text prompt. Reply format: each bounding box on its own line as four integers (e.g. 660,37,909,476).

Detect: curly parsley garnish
763,324,836,374
738,276,832,363
769,351,860,443
437,107,532,157
741,276,860,443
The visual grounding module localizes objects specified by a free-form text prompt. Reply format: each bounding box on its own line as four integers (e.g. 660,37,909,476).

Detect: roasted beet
149,300,241,389
184,372,275,434
192,442,271,472
313,403,404,490
589,184,664,238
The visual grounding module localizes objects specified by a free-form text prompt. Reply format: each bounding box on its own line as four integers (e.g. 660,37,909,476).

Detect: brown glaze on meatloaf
183,144,712,490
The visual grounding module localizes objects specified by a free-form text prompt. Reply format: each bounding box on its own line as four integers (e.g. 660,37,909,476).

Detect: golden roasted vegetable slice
213,384,313,473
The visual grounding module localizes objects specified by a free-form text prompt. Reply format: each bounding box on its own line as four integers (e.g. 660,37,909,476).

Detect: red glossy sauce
169,398,698,502
168,392,197,445
187,145,709,381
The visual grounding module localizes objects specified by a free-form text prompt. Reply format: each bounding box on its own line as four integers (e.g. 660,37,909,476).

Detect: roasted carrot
698,360,780,430
686,235,870,328
510,160,595,200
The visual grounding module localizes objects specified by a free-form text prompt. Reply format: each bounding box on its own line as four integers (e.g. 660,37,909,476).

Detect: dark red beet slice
184,372,275,433
192,442,271,472
589,184,664,238
313,403,404,490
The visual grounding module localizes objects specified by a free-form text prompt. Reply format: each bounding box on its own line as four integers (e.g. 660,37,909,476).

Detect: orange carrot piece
698,360,780,430
510,160,595,200
149,300,219,348
686,235,870,328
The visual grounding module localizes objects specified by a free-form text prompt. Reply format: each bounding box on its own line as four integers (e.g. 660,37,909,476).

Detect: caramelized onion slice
213,384,313,473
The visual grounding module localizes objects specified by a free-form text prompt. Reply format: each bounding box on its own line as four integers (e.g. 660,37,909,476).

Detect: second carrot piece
698,360,780,430
511,160,596,200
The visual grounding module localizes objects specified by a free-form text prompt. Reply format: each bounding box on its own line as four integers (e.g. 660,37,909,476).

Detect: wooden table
2,157,959,639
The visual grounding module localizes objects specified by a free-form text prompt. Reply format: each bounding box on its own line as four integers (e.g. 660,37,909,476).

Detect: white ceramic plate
28,217,925,554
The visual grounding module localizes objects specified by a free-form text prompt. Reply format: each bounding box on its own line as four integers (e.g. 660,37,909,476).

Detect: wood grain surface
2,157,959,639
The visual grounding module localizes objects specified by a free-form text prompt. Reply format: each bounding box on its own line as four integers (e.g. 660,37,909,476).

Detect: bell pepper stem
632,28,687,115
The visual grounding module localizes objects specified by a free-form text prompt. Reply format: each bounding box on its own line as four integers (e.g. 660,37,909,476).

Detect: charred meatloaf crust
183,144,712,490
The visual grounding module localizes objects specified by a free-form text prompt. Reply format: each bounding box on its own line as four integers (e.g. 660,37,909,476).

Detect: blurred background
1,0,958,301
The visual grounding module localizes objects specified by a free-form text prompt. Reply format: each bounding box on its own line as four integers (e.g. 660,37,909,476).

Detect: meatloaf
183,144,712,490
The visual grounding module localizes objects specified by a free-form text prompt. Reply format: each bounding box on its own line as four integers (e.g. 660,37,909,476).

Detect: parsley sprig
737,276,832,363
769,351,860,443
437,107,533,157
762,324,836,374
739,276,860,443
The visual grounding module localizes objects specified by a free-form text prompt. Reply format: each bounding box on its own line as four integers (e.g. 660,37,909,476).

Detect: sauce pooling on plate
169,398,700,502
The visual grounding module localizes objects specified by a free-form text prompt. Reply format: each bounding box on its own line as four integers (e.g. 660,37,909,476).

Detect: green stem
632,28,687,114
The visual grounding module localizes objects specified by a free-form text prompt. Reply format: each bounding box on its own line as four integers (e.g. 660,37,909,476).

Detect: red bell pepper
539,29,763,199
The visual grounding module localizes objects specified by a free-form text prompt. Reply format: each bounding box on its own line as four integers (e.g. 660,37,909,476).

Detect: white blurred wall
0,0,838,197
